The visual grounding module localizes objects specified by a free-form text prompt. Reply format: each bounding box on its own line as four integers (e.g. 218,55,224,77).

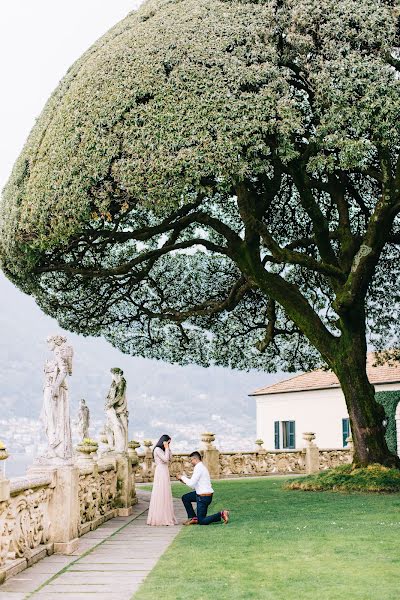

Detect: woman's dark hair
153,434,171,456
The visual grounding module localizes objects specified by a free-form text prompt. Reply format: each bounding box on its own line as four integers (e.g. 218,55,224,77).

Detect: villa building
250,354,400,451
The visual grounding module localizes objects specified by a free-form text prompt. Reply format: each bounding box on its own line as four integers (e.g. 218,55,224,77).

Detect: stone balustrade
0,445,136,584
133,432,353,483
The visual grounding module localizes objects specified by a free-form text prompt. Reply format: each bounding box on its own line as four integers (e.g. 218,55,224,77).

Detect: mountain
0,273,284,455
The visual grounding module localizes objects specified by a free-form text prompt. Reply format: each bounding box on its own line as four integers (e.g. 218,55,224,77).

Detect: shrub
376,391,400,455
285,464,400,493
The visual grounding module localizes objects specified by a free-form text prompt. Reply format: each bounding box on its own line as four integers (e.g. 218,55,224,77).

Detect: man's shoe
183,518,198,526
221,510,230,524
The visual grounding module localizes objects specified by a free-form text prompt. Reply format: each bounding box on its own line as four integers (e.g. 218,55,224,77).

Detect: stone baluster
201,433,220,479
302,432,320,474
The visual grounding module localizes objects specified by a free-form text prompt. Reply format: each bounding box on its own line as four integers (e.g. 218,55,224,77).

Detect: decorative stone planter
128,441,140,466
201,432,215,448
255,439,266,454
76,440,98,463
302,432,316,447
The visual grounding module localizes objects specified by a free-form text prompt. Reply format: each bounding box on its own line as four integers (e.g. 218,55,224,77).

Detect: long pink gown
147,447,178,526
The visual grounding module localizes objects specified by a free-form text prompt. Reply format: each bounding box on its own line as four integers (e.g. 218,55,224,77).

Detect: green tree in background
1,0,400,466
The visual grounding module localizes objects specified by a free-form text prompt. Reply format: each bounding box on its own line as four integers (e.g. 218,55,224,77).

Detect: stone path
0,491,186,600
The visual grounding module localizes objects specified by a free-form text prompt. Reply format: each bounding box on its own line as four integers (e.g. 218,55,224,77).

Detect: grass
285,464,400,493
134,477,400,600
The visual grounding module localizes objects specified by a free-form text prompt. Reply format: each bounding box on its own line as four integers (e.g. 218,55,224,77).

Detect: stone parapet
134,435,353,482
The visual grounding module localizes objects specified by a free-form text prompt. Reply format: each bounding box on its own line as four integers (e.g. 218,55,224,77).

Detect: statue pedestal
28,465,79,554
116,453,134,516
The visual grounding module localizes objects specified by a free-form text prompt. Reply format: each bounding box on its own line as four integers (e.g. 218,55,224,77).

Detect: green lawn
134,477,400,600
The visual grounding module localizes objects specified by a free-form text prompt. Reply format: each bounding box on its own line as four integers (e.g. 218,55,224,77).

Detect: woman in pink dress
147,434,178,526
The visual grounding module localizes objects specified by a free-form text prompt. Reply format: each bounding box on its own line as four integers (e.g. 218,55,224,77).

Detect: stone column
302,432,320,474
115,453,134,516
201,433,220,480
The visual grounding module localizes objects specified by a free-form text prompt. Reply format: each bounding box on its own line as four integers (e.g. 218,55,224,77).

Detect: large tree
1,0,400,466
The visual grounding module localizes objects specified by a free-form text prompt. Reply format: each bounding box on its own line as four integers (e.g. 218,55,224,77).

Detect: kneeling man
177,451,229,525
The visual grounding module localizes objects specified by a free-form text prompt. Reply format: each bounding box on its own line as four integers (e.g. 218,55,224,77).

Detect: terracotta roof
250,353,400,396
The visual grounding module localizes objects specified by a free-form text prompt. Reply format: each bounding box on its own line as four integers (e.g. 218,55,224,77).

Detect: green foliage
285,464,400,492
82,438,97,445
136,478,400,599
0,0,399,377
376,391,400,454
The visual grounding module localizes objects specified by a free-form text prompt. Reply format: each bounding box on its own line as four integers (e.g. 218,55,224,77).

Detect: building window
274,421,295,449
342,418,350,447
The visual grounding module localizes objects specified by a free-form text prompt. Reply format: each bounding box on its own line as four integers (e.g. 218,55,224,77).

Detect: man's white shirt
181,461,214,495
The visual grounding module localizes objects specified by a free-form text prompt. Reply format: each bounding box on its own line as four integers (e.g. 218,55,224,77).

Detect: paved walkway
0,491,186,600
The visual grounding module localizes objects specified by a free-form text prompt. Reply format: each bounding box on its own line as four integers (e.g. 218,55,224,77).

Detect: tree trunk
332,308,400,468
334,358,398,467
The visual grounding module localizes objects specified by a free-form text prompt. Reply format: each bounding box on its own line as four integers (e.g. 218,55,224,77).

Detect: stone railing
133,432,353,482
0,444,136,584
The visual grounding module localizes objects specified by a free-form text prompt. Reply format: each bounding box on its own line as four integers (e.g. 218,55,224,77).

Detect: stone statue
77,399,90,441
38,334,74,464
104,368,128,453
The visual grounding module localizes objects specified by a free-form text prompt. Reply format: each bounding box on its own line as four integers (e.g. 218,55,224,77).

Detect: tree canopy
1,0,399,376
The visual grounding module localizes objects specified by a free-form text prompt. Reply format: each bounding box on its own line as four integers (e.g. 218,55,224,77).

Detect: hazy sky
0,0,144,189
0,1,280,456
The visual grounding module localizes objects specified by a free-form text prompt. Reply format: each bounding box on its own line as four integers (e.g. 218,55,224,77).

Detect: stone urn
128,440,140,466
76,439,98,463
255,439,267,454
302,432,316,447
143,440,153,456
0,443,9,463
201,432,215,449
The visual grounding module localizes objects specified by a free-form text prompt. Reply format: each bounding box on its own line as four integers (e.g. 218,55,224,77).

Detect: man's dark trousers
182,491,221,525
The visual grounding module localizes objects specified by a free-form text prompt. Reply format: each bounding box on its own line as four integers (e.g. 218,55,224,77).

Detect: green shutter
289,421,295,449
342,418,350,447
274,421,280,449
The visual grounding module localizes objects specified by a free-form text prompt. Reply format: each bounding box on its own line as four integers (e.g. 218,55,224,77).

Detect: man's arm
179,464,201,489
